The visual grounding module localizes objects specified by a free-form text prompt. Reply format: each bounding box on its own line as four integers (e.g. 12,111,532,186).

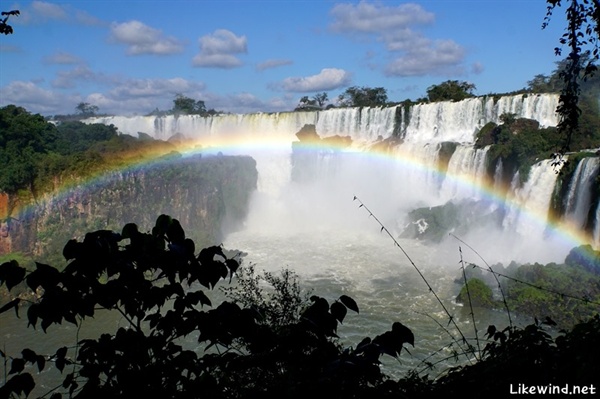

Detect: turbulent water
6,93,596,382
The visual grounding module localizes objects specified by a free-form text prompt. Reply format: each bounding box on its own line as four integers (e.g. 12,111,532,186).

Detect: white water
563,157,600,231
80,93,599,374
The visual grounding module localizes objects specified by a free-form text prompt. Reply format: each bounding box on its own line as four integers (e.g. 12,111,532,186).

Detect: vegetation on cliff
0,105,258,264
0,105,177,197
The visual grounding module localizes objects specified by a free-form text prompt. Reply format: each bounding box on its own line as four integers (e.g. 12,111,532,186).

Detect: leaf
392,322,414,347
225,258,239,275
121,223,139,239
486,325,496,339
26,263,60,290
339,295,359,314
9,358,25,374
198,245,225,265
0,260,26,290
2,373,35,397
0,298,20,317
166,218,185,243
27,304,39,328
330,301,347,324
62,239,82,261
36,356,46,373
154,214,173,237
21,349,37,363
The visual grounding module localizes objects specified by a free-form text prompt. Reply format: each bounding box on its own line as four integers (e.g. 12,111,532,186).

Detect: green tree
75,102,99,117
295,93,329,111
426,80,476,102
543,0,599,155
337,86,388,107
0,105,57,194
313,92,328,108
172,94,207,115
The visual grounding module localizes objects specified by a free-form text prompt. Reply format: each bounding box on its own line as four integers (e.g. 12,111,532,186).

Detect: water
4,93,595,391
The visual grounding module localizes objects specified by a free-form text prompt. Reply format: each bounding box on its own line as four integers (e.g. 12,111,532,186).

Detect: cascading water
83,93,598,373
563,157,600,231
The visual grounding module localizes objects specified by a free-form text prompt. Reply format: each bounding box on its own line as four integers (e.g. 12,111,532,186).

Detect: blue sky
0,1,569,116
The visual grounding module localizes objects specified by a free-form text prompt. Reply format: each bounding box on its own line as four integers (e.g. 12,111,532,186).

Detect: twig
353,196,474,363
449,233,513,327
458,246,481,360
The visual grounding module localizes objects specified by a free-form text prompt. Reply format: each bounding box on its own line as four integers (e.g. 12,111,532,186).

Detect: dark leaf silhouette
339,294,359,313
331,301,348,323
0,260,26,290
0,298,20,317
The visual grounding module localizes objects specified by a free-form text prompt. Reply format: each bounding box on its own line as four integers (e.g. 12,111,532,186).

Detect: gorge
2,93,598,378
86,92,599,265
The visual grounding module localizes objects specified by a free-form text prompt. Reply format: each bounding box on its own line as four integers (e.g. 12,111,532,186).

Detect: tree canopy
426,80,476,102
172,94,207,115
75,103,99,117
337,86,388,108
543,0,599,154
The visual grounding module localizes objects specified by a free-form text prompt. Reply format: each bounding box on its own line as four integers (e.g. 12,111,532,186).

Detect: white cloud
193,29,247,68
330,2,434,33
109,77,205,99
43,51,83,65
52,66,98,88
30,1,68,21
330,1,467,77
110,20,184,55
278,68,352,92
193,53,243,69
385,39,467,77
0,81,73,113
256,59,293,71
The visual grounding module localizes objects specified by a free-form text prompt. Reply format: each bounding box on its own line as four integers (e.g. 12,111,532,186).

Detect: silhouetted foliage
0,216,415,399
0,10,19,35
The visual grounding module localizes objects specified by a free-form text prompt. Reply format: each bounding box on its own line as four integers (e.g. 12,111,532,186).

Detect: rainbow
2,134,598,265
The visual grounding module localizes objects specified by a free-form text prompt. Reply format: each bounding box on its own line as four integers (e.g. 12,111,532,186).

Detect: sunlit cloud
109,20,184,55
277,68,352,92
330,2,434,33
385,39,467,77
330,1,468,77
193,29,247,68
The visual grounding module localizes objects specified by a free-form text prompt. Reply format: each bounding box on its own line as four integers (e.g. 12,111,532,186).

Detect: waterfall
563,157,600,230
440,146,490,201
82,92,599,261
502,160,561,237
402,93,559,144
595,203,600,248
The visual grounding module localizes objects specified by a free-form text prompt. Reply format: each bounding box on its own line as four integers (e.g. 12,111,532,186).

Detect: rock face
0,154,257,260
